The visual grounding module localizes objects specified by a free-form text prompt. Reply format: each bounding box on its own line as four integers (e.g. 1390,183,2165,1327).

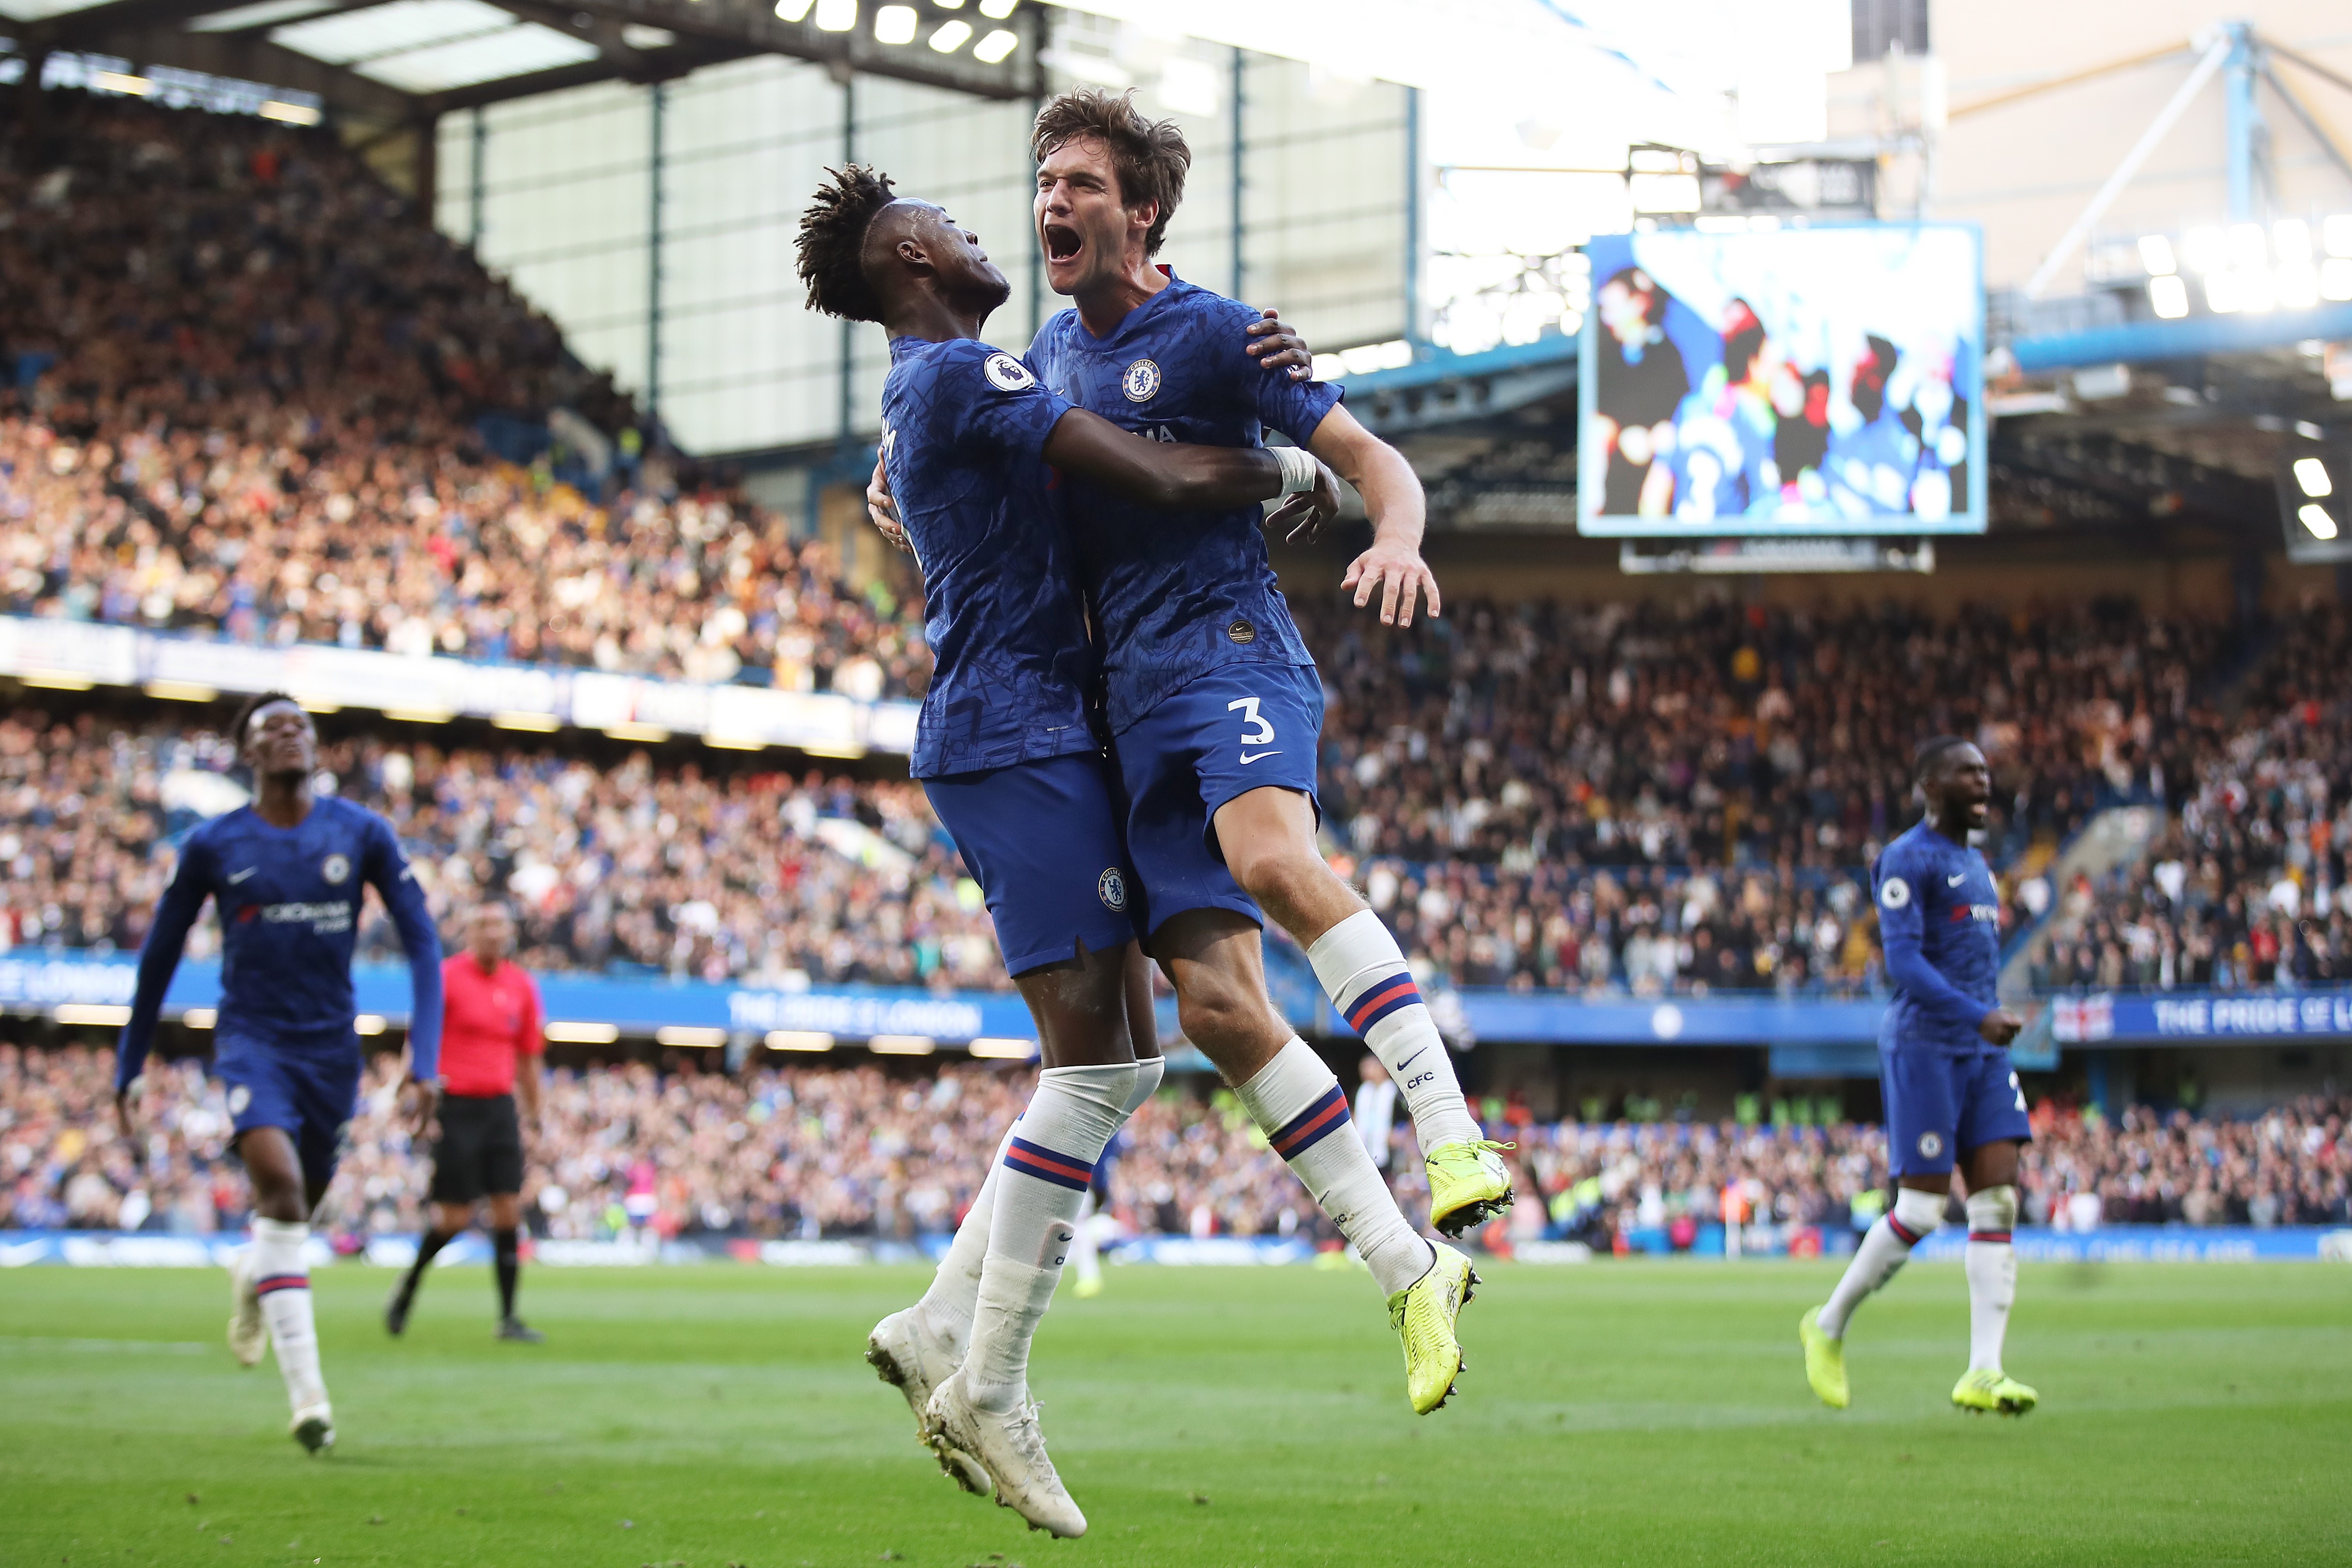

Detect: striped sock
964,1062,1137,1411
1235,1038,1434,1297
1818,1187,1945,1339
1965,1186,2019,1372
251,1218,326,1413
1307,911,1481,1150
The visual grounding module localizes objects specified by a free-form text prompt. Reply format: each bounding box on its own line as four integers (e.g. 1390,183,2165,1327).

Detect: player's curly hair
796,164,897,323
1913,734,1973,780
1033,87,1190,255
230,689,301,749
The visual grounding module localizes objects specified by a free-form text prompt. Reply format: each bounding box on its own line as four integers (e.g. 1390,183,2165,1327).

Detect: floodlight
2137,235,2177,276
2296,458,2334,499
2227,222,2268,268
973,26,1017,61
2327,214,2352,258
2274,219,2313,264
929,18,971,50
2182,226,2224,273
874,3,914,43
813,0,855,31
2322,259,2352,302
774,0,815,18
979,0,1016,14
2300,504,2338,541
2148,274,2189,318
2205,273,2240,314
2279,263,2320,310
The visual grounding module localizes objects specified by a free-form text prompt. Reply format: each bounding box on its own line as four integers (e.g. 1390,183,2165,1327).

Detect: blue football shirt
116,794,445,1085
1027,272,1342,734
880,334,1100,779
1871,819,2002,1055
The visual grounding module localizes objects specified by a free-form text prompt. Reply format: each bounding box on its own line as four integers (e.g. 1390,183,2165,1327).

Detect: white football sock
916,1124,1010,1350
1965,1185,2019,1372
918,1057,1160,1342
1233,1038,1434,1297
1307,911,1481,1150
251,1218,326,1412
1818,1186,1945,1340
963,1062,1136,1412
1071,1189,1102,1288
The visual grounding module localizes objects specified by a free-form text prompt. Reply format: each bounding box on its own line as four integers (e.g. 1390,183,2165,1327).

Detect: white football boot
289,1402,334,1454
865,1307,988,1494
924,1369,1086,1539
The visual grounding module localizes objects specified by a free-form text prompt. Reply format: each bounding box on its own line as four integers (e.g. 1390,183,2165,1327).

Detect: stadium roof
0,0,1044,123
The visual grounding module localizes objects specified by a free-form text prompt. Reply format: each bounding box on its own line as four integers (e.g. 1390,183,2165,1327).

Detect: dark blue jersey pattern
881,334,1099,779
115,795,445,1088
1871,819,2002,1055
1027,272,1342,734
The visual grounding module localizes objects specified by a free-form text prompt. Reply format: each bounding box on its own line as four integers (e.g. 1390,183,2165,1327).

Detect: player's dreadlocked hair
796,164,897,323
231,690,301,749
1913,734,1973,781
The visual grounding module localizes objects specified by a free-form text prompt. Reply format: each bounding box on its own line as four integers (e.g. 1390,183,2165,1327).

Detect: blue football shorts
1880,1044,2034,1178
214,1028,364,1189
923,752,1141,977
1111,663,1324,939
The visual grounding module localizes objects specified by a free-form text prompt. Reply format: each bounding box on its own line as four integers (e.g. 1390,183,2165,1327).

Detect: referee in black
387,902,547,1341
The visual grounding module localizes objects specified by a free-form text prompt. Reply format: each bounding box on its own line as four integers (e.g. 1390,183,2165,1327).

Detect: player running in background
1800,737,2038,1417
385,900,545,1343
795,164,1341,1538
113,692,443,1454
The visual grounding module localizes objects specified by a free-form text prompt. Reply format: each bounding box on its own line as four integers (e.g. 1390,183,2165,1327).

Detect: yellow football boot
1424,1140,1515,1238
1387,1241,1477,1414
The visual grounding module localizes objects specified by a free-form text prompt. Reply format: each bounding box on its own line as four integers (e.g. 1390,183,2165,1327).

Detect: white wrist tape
1271,444,1320,495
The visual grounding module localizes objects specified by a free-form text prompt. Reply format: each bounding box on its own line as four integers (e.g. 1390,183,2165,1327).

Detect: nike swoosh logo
1395,1047,1427,1071
227,869,257,884
1947,873,1966,886
1239,750,1283,764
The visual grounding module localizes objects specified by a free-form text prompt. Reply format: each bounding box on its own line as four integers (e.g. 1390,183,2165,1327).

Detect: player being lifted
870,86,1509,1381
795,164,1355,1537
1800,738,2038,1416
114,693,445,1453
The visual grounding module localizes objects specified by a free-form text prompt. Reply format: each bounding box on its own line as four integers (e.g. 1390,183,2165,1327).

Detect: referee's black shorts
428,1092,524,1204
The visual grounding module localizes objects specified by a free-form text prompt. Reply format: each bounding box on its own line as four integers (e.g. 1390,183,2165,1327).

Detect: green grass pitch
4,1260,2348,1566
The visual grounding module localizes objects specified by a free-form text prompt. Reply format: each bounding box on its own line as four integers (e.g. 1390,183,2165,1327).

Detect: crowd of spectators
1,90,926,693
7,1045,2345,1245
0,704,1004,989
2024,607,2352,993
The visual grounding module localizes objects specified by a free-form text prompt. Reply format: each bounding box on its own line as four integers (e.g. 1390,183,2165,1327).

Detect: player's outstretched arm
367,819,446,1101
1307,403,1441,628
1042,407,1340,534
114,840,215,1130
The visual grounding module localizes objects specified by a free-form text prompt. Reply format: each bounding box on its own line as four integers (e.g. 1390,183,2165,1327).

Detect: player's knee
1224,837,1320,913
1965,1184,2018,1235
1174,979,1257,1052
1891,1185,1947,1242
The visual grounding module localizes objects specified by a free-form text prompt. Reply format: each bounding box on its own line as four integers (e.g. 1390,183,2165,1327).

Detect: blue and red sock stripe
1004,1136,1095,1193
1967,1229,2013,1244
1886,1215,1925,1246
1344,975,1423,1036
253,1273,309,1296
1270,1085,1351,1158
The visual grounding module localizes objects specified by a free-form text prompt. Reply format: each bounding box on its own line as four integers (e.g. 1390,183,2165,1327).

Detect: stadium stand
5,1046,2344,1241
0,93,924,694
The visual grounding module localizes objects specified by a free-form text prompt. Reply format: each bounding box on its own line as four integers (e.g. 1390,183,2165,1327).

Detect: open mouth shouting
1043,220,1084,268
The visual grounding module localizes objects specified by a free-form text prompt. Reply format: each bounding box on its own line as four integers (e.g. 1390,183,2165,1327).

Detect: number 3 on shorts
1228,696,1275,748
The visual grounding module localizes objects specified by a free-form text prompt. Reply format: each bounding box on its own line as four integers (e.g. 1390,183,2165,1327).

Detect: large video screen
1579,224,1985,535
